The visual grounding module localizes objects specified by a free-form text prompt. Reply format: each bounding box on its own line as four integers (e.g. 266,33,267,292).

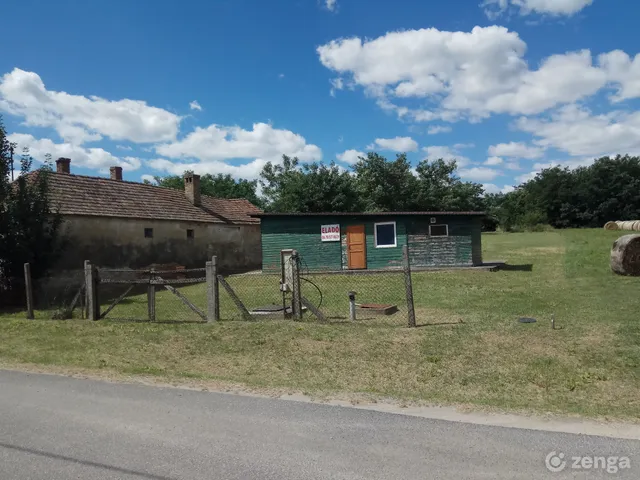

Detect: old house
255,212,484,272
49,158,261,271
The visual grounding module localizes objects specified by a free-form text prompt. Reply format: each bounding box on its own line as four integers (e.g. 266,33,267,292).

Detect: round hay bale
620,221,635,231
634,221,640,231
604,221,618,230
611,234,640,276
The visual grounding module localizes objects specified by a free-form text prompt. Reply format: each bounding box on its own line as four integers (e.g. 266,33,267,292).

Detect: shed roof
42,172,261,225
252,211,485,217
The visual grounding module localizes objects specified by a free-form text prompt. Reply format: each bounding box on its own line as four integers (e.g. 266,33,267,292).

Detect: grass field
1,229,639,419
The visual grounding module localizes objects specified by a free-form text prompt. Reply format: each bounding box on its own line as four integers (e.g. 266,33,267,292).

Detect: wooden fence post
403,245,416,328
84,261,99,321
24,263,34,320
206,256,219,322
147,272,156,322
291,250,303,320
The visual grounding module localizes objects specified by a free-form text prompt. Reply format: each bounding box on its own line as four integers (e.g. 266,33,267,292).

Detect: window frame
374,221,397,248
429,224,449,237
186,229,195,239
144,227,154,238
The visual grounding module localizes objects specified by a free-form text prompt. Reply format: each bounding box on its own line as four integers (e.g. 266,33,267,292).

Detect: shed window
429,224,448,237
186,229,194,239
144,228,154,238
374,222,397,248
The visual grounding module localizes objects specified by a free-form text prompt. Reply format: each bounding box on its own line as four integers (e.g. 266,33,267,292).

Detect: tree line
157,153,640,231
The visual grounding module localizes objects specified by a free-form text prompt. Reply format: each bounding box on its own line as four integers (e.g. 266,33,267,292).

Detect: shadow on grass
103,318,206,325
415,321,463,328
499,264,534,272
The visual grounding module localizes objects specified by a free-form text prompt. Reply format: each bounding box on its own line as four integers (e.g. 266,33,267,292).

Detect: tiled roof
44,172,261,225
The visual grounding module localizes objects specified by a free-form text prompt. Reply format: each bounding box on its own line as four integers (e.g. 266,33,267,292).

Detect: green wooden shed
253,212,485,273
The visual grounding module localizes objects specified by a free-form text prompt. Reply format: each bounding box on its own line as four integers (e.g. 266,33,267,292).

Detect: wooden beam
99,284,134,319
301,296,326,322
217,275,253,321
163,284,207,321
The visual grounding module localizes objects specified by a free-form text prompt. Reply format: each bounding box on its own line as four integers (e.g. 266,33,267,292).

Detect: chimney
110,166,123,181
184,173,201,206
56,157,71,174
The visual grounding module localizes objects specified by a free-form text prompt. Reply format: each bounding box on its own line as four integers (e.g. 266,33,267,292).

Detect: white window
429,224,448,237
374,221,397,248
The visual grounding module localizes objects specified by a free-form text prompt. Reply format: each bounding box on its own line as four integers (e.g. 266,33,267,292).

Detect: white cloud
278,73,285,79
482,0,593,18
372,136,418,152
336,149,364,164
599,50,640,102
485,156,503,166
482,183,501,194
9,133,141,171
505,161,522,170
147,157,268,180
427,125,452,135
0,68,181,144
458,167,502,182
189,100,202,111
325,0,338,11
488,141,545,159
153,122,321,178
317,27,630,123
516,104,640,157
330,78,344,97
141,174,156,184
116,145,133,151
423,145,471,167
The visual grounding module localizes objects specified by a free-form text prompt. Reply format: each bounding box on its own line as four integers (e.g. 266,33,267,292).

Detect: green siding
260,214,481,272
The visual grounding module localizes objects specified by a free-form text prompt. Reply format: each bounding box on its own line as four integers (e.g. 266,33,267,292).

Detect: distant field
1,230,639,419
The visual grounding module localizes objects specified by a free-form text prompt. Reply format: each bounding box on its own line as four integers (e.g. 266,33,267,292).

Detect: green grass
1,229,639,419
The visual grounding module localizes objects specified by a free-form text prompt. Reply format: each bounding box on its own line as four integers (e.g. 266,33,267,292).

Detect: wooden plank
403,245,417,328
99,284,134,319
24,263,34,320
217,275,253,321
164,284,207,321
301,296,326,322
68,284,85,313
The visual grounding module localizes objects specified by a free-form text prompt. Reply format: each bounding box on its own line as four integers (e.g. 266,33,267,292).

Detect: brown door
347,225,367,269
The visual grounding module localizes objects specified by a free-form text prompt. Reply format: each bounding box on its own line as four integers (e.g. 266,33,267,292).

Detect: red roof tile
44,172,261,224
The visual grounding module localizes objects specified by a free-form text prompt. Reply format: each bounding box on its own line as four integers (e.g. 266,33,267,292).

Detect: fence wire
98,267,207,322
32,270,86,319
219,272,285,320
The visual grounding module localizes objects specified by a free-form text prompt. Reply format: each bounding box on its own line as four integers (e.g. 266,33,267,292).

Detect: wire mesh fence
97,267,208,322
31,270,86,319
219,273,285,320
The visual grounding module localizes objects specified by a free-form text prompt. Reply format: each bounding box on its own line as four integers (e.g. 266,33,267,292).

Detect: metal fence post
403,245,417,328
84,261,99,321
206,256,220,322
24,263,34,319
291,250,303,320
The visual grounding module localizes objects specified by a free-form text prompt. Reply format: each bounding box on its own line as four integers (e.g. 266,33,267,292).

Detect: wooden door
347,225,367,269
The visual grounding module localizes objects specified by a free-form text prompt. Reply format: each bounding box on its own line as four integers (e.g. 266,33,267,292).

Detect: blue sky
1,0,639,194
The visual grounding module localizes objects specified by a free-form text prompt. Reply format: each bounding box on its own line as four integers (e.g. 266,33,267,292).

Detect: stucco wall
57,215,261,272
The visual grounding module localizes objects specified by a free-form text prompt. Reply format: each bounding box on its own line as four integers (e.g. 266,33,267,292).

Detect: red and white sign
321,224,340,242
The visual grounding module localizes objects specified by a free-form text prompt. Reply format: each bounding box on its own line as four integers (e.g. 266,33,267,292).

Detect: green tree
414,158,484,211
353,153,419,211
260,155,361,212
155,172,264,208
0,117,64,299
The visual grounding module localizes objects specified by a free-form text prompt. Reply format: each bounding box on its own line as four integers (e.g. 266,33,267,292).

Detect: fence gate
97,266,209,322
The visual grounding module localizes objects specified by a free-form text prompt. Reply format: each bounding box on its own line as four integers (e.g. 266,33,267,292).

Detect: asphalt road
0,370,638,479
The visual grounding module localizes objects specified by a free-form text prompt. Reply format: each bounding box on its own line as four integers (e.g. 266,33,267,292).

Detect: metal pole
348,291,357,321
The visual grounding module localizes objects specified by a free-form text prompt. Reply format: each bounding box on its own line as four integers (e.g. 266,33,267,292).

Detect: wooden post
84,261,99,321
84,260,90,319
147,284,156,322
291,250,303,320
403,245,416,328
206,256,219,322
24,263,34,320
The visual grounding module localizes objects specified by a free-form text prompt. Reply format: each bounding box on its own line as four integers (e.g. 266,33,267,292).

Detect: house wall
261,215,483,272
57,215,261,272
406,215,482,267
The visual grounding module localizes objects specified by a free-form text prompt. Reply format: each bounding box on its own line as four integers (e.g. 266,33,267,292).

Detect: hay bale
634,221,640,231
604,221,618,230
611,234,640,276
618,221,636,231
